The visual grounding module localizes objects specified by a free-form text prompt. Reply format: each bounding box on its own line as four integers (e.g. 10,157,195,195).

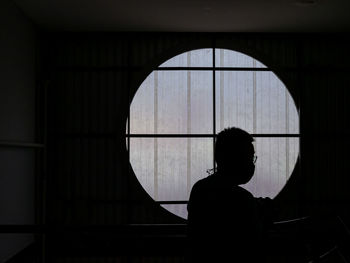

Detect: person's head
215,127,256,185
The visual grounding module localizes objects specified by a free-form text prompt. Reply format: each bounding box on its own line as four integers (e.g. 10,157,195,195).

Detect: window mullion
212,46,216,173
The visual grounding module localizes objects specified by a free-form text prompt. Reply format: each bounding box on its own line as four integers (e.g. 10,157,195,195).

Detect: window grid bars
212,46,216,173
156,67,270,71
126,134,300,138
127,48,300,206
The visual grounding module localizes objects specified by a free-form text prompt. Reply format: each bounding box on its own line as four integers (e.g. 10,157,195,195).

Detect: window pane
129,48,300,220
215,48,267,68
215,71,254,133
190,71,214,134
130,71,213,134
189,138,214,191
157,138,188,201
215,71,299,134
243,137,299,198
129,138,155,197
255,72,299,134
159,49,213,67
129,72,155,134
130,138,213,214
132,137,299,219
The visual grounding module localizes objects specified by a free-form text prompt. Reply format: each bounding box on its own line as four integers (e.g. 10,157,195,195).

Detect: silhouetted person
187,127,274,263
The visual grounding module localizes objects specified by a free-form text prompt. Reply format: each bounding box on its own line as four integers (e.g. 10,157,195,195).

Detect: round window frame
126,42,301,221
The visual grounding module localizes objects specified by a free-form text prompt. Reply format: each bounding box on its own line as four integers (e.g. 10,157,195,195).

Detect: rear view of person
187,127,274,263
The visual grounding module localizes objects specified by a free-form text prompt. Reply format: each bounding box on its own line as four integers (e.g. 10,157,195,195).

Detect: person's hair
215,127,254,167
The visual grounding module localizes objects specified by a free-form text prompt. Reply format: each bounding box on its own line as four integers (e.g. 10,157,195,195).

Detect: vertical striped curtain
129,48,299,219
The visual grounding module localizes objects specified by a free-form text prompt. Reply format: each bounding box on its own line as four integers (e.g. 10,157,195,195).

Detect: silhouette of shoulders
186,127,273,262
187,174,263,262
188,173,257,230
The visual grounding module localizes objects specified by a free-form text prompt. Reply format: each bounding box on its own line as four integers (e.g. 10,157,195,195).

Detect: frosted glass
216,71,299,134
129,138,213,217
243,138,299,198
215,48,267,68
129,136,299,219
164,139,300,219
157,139,188,201
128,48,300,220
215,71,255,133
255,72,299,134
129,137,298,219
130,71,213,134
159,49,212,67
129,73,155,134
189,71,214,134
129,136,299,216
189,138,214,191
129,138,155,197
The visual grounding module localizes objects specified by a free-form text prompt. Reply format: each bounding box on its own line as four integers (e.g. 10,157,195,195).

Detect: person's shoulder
192,174,216,190
189,175,217,199
235,185,255,199
188,175,214,213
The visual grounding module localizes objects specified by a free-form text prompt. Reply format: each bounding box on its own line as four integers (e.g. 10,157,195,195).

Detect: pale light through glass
128,49,299,219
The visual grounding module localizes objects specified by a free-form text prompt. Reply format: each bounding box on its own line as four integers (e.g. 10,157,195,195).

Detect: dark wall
0,0,37,261
41,32,350,260
300,37,350,216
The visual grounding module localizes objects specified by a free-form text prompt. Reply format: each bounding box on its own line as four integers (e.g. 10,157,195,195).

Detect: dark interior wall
300,36,350,216
42,32,350,225
0,0,37,261
43,34,197,226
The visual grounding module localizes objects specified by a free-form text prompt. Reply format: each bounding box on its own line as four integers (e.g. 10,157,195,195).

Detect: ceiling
13,0,350,32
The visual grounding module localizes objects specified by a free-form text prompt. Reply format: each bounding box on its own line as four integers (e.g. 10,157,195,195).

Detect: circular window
127,48,299,219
